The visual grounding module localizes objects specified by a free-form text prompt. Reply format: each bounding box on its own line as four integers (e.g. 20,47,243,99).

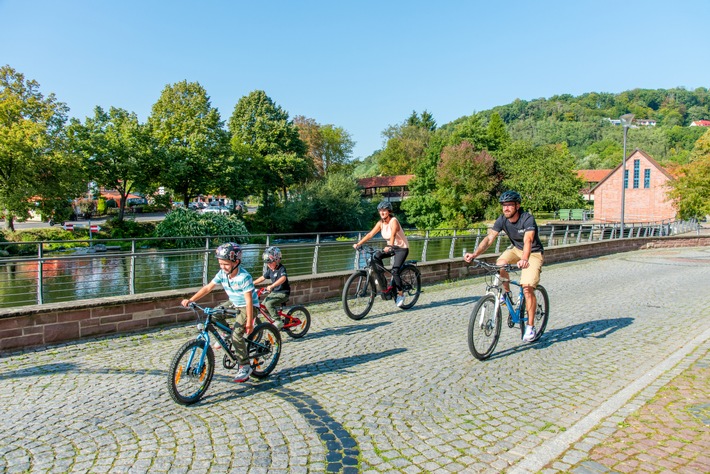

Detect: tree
228,91,308,204
229,90,305,157
69,106,159,221
400,134,446,229
498,141,584,212
268,172,373,233
434,142,498,227
294,116,355,176
378,111,436,175
0,65,83,230
148,81,228,206
667,129,710,219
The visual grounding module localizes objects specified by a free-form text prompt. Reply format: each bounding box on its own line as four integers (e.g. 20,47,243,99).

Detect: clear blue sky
2,0,708,160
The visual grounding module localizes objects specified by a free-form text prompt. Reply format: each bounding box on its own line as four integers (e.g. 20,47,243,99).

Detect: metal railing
0,219,699,309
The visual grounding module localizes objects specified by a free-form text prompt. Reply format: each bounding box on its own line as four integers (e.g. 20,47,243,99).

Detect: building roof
690,120,710,127
577,169,612,182
357,175,415,188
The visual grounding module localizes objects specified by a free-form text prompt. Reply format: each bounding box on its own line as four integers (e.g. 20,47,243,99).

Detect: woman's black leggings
373,247,409,290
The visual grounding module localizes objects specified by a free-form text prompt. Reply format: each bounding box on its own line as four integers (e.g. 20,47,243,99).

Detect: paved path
1,246,708,473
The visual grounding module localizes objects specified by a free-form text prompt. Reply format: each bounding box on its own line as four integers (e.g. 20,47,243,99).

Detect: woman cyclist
353,201,410,307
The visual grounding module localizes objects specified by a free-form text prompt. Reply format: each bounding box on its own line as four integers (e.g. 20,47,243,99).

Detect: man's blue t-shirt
211,266,259,307
493,210,544,253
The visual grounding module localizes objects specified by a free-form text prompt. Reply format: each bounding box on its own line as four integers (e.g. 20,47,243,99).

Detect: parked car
200,205,230,215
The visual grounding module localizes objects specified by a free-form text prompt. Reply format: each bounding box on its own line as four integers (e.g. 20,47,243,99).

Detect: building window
624,169,628,189
644,169,651,188
633,159,640,189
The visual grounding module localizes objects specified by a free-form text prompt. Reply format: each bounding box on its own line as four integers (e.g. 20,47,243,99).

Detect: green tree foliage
498,141,584,212
294,115,355,176
400,135,446,229
155,207,249,248
378,111,437,175
228,90,305,157
482,87,710,167
148,81,228,206
260,172,373,233
68,106,159,221
228,91,308,205
667,129,710,219
0,65,84,230
434,142,497,228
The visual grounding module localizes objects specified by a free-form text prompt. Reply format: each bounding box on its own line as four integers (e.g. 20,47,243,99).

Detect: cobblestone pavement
0,247,708,473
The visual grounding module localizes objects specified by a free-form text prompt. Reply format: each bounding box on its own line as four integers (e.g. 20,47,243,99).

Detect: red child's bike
254,288,311,339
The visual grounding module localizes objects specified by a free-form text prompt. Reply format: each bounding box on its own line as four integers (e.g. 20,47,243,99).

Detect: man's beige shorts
497,248,543,287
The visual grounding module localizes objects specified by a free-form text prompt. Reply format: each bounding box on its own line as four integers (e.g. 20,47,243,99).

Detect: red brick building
591,149,676,223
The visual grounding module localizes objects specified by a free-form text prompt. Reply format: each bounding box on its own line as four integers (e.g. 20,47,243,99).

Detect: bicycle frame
487,272,525,326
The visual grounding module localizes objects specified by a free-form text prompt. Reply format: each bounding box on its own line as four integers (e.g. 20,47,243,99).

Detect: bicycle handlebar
469,259,519,273
185,301,240,315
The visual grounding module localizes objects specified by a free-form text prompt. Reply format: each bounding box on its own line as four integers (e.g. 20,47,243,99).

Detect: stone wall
1,234,708,353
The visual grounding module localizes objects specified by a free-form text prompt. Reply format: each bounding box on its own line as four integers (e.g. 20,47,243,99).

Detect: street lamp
619,113,634,237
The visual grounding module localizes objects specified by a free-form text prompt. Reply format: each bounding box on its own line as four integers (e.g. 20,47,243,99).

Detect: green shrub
155,208,249,248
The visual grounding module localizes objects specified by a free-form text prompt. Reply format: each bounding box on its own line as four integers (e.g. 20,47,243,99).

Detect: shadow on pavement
486,317,634,361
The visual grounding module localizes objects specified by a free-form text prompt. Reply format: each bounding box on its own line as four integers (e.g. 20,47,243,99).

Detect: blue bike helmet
377,201,393,212
498,190,522,204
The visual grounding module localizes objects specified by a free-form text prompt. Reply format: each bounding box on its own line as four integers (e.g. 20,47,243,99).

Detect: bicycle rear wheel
248,323,281,379
468,294,501,360
168,340,215,405
520,285,549,342
284,306,311,338
397,265,421,310
342,271,375,320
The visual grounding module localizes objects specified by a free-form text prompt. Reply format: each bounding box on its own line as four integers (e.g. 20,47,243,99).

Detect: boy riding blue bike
181,242,258,383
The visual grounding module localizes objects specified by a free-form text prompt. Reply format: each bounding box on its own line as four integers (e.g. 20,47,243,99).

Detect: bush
103,217,156,239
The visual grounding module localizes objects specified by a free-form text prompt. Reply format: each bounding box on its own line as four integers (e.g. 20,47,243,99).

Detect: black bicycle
342,244,421,320
167,303,281,405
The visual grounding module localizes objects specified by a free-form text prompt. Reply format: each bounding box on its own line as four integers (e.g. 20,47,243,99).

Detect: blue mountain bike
168,303,281,405
467,260,549,360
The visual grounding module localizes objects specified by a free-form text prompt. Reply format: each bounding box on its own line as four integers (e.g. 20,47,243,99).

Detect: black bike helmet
215,242,242,262
262,246,282,263
377,201,393,212
498,190,522,204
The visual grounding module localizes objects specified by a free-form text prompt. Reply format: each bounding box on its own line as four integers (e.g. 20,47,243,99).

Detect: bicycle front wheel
284,306,311,339
168,340,215,405
468,294,501,361
397,265,421,310
520,285,550,342
248,323,281,379
342,271,375,320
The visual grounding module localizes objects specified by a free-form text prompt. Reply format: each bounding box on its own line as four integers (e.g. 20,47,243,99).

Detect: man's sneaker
212,341,222,351
396,295,405,307
272,319,284,330
233,364,252,383
522,325,536,343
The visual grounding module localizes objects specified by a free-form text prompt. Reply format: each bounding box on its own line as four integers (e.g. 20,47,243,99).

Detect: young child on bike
253,246,290,330
180,242,258,383
353,200,410,307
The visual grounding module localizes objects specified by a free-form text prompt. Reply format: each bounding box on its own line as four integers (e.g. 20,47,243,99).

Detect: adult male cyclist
464,191,544,342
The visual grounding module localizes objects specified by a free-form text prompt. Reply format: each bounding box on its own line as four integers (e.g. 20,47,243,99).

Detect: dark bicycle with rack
167,302,281,405
467,259,549,360
341,244,422,320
